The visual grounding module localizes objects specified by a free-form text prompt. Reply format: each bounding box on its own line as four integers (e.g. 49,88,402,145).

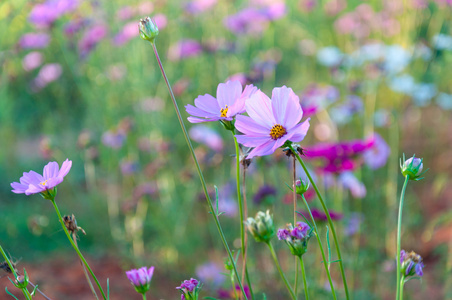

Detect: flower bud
277,222,312,257
13,269,29,289
126,266,154,295
400,250,424,277
295,178,310,195
177,278,201,300
400,154,424,180
139,17,159,43
245,210,275,243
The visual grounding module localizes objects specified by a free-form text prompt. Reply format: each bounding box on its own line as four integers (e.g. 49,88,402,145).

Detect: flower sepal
400,154,427,181
10,269,29,289
220,120,235,131
295,179,310,196
40,187,57,201
277,222,313,257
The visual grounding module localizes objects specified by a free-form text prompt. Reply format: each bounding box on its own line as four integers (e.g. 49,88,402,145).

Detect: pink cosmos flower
235,86,310,159
185,81,257,123
126,266,154,294
11,159,72,195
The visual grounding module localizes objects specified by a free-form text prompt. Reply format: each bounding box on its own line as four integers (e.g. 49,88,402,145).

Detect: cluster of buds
400,154,426,181
277,222,313,257
245,210,275,243
126,266,154,295
295,178,310,195
177,278,201,300
400,250,424,277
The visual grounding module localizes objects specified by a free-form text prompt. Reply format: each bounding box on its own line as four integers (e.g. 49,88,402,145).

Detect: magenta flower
11,159,72,196
305,137,374,173
235,86,310,159
78,24,108,57
19,33,50,49
126,266,154,295
185,81,257,123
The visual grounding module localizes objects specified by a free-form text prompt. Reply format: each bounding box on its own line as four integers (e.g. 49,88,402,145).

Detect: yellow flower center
40,180,49,186
270,124,287,140
220,106,229,118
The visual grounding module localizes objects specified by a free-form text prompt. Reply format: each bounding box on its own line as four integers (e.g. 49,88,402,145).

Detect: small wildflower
139,17,159,43
277,222,312,257
400,250,424,277
400,154,425,180
11,159,72,200
177,278,201,300
245,210,275,243
126,266,154,295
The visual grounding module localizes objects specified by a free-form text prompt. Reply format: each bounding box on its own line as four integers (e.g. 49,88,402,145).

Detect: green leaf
326,226,331,270
5,288,19,300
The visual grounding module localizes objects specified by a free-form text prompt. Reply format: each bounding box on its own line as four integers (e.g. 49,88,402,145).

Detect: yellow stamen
40,180,49,186
269,124,287,140
220,105,229,118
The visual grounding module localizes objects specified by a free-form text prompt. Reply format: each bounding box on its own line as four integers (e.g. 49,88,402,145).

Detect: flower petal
58,159,72,178
11,182,28,194
235,135,271,148
235,115,270,136
185,104,219,119
187,116,220,123
271,86,303,128
216,81,242,108
246,139,277,158
245,90,275,128
25,184,45,195
287,118,310,142
45,177,64,189
20,171,43,186
194,94,220,114
43,161,59,180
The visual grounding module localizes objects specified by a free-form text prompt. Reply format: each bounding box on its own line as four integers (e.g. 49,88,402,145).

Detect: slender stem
396,176,410,300
300,256,309,300
294,257,299,298
399,276,405,300
142,293,147,300
0,245,32,299
50,199,107,300
242,166,255,300
28,282,52,300
230,270,239,300
72,232,99,300
232,133,247,298
301,195,337,299
150,42,247,298
289,145,349,299
267,242,297,300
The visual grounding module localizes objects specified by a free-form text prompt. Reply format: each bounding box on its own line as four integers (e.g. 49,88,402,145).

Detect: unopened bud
295,179,310,195
400,250,424,277
245,210,275,243
139,17,159,43
400,154,425,180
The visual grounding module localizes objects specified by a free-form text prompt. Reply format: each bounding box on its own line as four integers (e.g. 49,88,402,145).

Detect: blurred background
0,0,451,299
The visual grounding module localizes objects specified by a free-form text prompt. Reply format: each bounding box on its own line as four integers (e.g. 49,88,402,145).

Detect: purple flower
224,8,269,36
11,159,72,196
185,0,218,14
235,86,310,159
343,212,363,236
363,133,390,169
29,0,78,28
19,33,50,49
189,125,224,151
168,39,203,61
338,172,366,199
400,250,424,277
305,137,374,173
101,130,126,149
185,81,257,123
253,184,277,204
78,24,108,57
177,278,199,292
218,285,251,299
126,266,154,294
195,262,224,287
22,51,43,71
113,21,139,46
299,208,343,222
277,221,312,256
32,63,63,90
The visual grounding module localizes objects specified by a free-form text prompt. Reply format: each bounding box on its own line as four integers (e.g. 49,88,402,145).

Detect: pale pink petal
58,159,72,178
270,136,288,152
11,182,28,194
216,81,242,108
194,94,221,114
245,90,275,128
187,116,219,123
246,139,277,158
235,135,272,147
46,177,63,189
186,104,219,118
25,184,45,195
272,86,303,128
43,161,59,180
288,118,310,142
22,171,44,185
235,115,269,136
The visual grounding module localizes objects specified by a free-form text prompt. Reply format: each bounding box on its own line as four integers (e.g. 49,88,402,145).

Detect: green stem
301,195,337,299
289,144,349,299
50,199,107,300
396,176,410,300
150,42,247,299
142,293,147,300
294,257,298,298
72,232,99,300
267,242,297,300
300,256,309,300
0,245,32,299
399,276,405,300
